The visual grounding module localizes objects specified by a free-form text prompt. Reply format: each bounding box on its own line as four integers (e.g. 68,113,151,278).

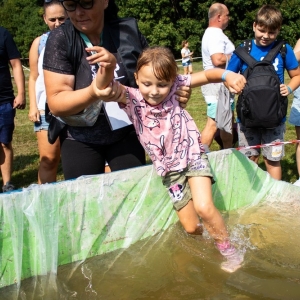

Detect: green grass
9,62,298,190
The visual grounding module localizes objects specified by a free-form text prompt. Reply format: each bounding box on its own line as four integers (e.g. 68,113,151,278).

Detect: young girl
90,46,246,272
181,40,193,75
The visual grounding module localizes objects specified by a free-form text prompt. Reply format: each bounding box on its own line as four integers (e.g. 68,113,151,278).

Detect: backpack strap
263,40,285,63
234,39,286,69
234,40,257,69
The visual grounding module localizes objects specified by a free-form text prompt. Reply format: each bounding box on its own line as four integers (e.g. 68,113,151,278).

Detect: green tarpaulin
0,149,299,290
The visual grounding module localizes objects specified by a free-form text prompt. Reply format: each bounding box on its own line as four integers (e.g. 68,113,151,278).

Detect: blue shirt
227,40,298,83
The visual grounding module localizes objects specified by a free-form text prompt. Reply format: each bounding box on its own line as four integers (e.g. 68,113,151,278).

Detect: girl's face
253,22,280,47
65,0,108,40
135,64,174,106
44,4,67,30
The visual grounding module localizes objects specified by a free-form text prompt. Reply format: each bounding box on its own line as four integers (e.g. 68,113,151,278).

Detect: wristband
221,70,232,81
287,85,293,94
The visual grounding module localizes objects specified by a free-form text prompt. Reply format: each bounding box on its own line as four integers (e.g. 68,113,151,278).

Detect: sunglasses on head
56,0,94,12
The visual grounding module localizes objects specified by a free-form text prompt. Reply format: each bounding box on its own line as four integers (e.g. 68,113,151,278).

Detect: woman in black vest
43,0,190,180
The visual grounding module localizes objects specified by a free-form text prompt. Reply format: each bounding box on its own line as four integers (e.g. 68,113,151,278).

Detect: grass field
9,60,298,190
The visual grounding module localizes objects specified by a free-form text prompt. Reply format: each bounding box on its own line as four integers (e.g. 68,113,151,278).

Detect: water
1,201,300,300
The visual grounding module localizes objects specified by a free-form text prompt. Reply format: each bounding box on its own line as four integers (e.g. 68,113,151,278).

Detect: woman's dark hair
104,0,119,22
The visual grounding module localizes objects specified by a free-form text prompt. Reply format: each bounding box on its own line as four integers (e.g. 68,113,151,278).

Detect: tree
0,0,47,59
0,0,299,59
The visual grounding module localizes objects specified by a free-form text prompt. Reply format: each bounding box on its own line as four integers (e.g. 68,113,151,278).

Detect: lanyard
80,32,103,48
80,32,103,68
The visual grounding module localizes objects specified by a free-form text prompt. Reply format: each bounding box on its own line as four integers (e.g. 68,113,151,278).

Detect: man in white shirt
201,3,235,151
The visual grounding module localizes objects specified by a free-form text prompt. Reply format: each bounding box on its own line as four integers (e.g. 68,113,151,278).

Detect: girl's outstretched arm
86,46,117,90
190,68,246,94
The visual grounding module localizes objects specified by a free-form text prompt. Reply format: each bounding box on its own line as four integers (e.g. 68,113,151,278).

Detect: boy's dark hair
255,5,282,31
136,46,178,82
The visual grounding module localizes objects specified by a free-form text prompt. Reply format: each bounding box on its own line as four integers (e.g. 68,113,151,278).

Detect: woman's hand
175,86,192,108
85,46,116,70
28,107,40,123
91,79,125,103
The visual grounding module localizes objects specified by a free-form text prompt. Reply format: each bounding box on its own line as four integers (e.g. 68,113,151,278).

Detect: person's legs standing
0,142,13,188
188,176,228,242
188,61,193,74
261,124,285,180
288,88,300,185
35,114,60,184
263,158,281,180
106,129,146,171
220,129,233,149
238,123,261,163
295,126,300,184
60,138,106,180
182,62,188,75
201,116,217,149
0,103,16,192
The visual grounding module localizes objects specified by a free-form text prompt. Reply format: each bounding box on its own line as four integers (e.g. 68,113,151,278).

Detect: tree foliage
0,0,47,59
0,0,299,59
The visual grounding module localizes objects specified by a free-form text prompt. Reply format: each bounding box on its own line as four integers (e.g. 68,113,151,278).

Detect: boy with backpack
226,4,300,180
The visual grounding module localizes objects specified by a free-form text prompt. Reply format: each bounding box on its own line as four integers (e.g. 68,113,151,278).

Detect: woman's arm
282,68,300,96
294,39,300,62
44,47,120,117
28,36,40,121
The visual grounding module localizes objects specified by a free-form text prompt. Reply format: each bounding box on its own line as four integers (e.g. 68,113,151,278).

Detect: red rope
236,139,300,150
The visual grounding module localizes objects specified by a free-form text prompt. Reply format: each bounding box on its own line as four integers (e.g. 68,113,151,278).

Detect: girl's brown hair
181,40,188,48
136,46,178,82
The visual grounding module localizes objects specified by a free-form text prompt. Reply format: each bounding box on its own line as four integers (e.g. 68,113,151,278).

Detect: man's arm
10,58,26,109
211,53,232,68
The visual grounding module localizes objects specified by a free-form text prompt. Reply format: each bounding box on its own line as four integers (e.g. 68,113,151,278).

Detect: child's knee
184,223,203,235
195,203,215,220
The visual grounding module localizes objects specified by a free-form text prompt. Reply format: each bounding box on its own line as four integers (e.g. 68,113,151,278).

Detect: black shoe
2,182,15,193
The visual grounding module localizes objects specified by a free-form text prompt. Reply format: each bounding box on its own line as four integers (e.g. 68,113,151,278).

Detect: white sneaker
293,179,300,187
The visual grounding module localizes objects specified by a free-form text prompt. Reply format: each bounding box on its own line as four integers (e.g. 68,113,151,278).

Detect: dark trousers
60,130,146,180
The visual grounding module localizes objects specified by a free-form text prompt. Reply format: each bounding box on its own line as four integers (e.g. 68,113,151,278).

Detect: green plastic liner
0,149,299,290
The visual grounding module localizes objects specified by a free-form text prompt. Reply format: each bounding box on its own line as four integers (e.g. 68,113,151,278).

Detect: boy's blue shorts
0,103,15,144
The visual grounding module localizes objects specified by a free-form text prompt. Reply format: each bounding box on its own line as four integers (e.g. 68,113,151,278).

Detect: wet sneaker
293,179,300,187
2,182,15,193
220,250,244,273
216,241,244,273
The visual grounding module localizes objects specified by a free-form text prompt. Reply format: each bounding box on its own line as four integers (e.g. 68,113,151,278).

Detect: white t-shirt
35,48,47,110
181,48,191,63
201,27,235,70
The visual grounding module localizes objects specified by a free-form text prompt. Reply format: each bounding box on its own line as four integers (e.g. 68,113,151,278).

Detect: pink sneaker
216,241,244,273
